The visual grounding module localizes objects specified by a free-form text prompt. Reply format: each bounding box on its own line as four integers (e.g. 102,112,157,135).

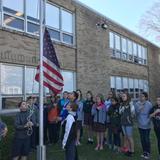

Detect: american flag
35,28,64,94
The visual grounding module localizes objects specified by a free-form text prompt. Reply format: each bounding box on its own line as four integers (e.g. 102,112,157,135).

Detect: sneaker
113,145,118,151
108,144,112,149
90,139,94,144
76,141,81,146
143,153,150,160
99,145,104,150
95,145,100,151
87,138,93,144
141,153,145,158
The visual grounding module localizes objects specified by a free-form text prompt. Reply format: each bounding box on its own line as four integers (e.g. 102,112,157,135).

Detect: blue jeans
138,128,151,154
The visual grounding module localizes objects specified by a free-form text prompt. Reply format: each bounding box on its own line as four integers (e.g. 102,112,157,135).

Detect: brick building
0,0,160,113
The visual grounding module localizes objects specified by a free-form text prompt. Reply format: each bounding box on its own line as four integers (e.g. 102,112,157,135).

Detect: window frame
110,75,149,99
0,63,76,110
1,0,75,45
109,31,148,65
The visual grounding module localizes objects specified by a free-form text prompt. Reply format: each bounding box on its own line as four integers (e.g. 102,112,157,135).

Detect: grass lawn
30,127,158,160
0,116,159,160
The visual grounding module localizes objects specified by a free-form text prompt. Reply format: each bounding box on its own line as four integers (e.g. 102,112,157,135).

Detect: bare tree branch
139,1,160,43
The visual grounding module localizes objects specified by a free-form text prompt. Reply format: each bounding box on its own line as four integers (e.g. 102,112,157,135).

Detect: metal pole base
37,145,46,160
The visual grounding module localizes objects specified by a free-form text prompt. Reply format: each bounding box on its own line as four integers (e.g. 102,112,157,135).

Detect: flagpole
37,0,46,159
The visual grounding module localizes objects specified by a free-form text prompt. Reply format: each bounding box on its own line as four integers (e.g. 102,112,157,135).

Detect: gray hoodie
135,100,152,129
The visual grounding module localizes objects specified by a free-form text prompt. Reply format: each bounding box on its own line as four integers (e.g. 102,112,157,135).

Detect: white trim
44,76,63,90
43,56,60,72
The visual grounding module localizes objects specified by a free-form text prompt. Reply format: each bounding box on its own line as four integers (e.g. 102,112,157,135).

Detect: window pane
129,78,134,88
110,76,115,88
62,71,75,92
1,65,23,94
27,22,39,34
2,97,23,109
46,3,59,29
25,68,39,94
4,14,24,30
144,80,148,92
122,37,127,53
133,42,137,56
26,0,39,21
3,0,24,16
115,34,120,50
138,45,142,58
63,33,73,44
48,28,60,40
139,79,144,92
116,77,122,90
109,32,114,48
128,40,132,55
122,77,128,88
129,78,134,98
62,10,73,33
142,47,145,63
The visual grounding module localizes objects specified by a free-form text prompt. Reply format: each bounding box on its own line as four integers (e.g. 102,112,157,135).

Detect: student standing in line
58,91,69,113
135,92,152,160
12,101,35,160
150,96,160,160
58,91,79,141
83,91,94,144
108,96,121,152
48,96,60,144
119,92,135,157
62,102,78,160
92,94,106,150
76,89,84,146
105,91,115,148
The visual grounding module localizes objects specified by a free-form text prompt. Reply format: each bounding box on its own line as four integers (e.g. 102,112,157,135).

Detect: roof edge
73,0,160,48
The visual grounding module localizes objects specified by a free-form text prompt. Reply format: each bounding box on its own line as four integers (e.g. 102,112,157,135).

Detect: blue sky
78,0,159,46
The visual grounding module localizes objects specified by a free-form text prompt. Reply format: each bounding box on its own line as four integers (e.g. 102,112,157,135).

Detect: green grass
0,115,159,160
29,127,158,160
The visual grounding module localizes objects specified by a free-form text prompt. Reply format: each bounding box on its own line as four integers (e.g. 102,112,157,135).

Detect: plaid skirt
93,122,106,132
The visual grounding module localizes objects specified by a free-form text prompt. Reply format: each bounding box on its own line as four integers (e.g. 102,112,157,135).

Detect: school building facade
0,0,160,113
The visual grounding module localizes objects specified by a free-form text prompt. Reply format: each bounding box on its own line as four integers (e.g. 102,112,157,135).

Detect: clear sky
78,0,159,46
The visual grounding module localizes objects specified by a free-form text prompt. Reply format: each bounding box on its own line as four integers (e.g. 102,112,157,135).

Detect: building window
122,37,127,60
134,79,139,98
61,10,73,33
110,76,148,99
1,64,23,95
110,76,115,91
46,3,59,30
2,1,75,45
109,32,114,49
122,77,128,91
133,42,138,63
61,70,75,92
25,67,39,94
3,0,24,16
0,63,76,109
109,31,147,65
138,45,143,64
116,77,122,93
129,78,134,98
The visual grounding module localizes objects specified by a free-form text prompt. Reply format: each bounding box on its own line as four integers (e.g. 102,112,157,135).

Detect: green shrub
0,116,15,160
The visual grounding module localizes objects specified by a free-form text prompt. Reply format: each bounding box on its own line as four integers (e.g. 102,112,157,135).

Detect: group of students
0,90,160,160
